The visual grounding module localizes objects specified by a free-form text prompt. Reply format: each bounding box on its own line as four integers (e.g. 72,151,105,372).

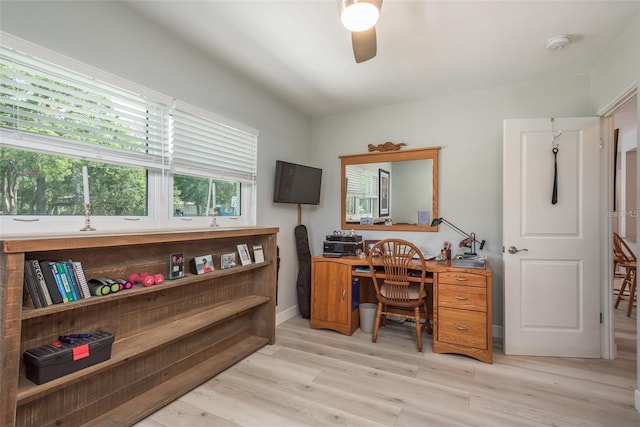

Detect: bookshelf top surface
1,227,279,253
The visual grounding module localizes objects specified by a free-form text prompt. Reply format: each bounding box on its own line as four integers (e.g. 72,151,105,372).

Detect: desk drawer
439,272,486,287
438,284,486,311
437,307,487,349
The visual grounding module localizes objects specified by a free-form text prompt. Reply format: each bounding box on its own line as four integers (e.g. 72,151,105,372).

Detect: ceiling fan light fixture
339,0,381,32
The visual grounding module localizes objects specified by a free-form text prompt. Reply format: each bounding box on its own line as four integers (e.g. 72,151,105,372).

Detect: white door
503,117,601,357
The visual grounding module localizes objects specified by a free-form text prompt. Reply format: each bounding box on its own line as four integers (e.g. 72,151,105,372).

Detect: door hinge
600,138,604,149
600,312,603,323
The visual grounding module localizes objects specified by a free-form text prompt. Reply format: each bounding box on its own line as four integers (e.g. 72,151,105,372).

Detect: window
0,36,257,235
173,174,240,217
169,102,257,222
0,147,147,216
345,165,379,220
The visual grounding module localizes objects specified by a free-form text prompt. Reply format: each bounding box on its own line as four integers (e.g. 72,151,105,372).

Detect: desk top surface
312,255,491,276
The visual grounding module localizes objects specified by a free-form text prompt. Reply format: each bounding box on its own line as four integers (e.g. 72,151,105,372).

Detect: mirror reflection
340,147,440,232
345,160,432,223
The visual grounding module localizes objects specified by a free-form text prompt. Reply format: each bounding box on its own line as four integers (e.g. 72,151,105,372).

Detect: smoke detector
545,34,571,50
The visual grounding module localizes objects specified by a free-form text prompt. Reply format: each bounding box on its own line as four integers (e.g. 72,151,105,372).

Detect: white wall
590,13,639,411
615,97,638,241
0,1,312,316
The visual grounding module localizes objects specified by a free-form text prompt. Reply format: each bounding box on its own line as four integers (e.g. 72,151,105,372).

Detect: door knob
508,246,529,254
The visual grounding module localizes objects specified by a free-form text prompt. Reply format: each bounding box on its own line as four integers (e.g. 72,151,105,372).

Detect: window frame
0,32,257,237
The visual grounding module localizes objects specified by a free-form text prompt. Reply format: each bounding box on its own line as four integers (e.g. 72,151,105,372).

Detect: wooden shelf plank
21,262,272,320
17,295,270,403
84,335,269,427
2,227,279,253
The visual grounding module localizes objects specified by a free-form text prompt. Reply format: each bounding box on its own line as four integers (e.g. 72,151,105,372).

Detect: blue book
59,262,81,301
52,262,75,301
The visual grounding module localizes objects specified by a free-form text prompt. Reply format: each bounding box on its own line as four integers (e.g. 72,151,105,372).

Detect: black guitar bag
295,224,311,319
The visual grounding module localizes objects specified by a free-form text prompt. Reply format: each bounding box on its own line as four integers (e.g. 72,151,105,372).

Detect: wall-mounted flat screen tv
273,160,322,205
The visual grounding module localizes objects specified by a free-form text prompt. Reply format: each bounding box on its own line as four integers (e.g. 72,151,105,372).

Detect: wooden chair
613,232,637,317
367,239,432,352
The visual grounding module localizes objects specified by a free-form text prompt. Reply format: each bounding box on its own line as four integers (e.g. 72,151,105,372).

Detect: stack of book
23,260,91,308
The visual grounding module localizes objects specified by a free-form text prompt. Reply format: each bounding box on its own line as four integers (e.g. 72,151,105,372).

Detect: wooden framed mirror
340,147,440,232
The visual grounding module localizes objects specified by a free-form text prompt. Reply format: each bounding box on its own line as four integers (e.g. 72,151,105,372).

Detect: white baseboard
276,305,299,325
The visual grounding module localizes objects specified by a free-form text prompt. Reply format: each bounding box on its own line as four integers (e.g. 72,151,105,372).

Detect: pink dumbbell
129,272,154,287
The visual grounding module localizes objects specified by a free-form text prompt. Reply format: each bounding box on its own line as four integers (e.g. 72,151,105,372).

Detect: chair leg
414,307,423,353
615,275,629,308
626,270,636,318
372,302,382,343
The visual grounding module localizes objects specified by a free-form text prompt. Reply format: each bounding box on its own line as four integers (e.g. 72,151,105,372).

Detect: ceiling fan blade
351,27,377,63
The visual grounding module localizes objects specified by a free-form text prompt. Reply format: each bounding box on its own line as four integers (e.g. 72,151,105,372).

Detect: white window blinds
0,45,167,170
170,103,258,183
346,165,378,197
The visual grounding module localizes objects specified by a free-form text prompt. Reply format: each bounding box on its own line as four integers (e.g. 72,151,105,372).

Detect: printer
323,234,363,257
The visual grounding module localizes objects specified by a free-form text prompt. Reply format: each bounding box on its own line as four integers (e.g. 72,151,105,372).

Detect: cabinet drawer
438,284,486,312
438,271,486,287
437,307,487,349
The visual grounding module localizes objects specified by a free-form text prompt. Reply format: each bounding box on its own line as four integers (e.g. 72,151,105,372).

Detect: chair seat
380,283,426,300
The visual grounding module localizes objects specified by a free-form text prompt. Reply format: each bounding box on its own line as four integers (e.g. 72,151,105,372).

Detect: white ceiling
119,0,639,117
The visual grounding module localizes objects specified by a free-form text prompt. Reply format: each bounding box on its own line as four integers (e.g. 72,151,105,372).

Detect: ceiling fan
338,0,382,63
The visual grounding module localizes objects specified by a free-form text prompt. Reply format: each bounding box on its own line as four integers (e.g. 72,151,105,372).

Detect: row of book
24,260,91,308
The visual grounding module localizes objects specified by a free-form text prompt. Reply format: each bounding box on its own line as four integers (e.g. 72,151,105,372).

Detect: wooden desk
310,256,493,363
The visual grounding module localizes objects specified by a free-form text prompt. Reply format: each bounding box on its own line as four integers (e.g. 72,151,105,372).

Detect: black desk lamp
431,217,486,256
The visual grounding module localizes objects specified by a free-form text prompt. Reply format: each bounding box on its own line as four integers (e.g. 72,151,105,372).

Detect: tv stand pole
297,203,302,225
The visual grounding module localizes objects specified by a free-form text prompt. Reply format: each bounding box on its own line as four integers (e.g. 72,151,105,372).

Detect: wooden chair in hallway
367,239,432,352
613,232,637,317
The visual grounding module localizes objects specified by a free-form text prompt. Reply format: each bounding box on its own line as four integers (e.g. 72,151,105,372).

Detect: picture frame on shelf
168,253,185,279
379,168,390,217
364,240,380,256
253,244,265,263
237,244,252,266
418,210,430,226
221,253,236,269
190,254,214,275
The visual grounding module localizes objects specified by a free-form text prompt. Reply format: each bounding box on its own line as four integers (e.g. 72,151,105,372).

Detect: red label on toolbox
72,344,90,360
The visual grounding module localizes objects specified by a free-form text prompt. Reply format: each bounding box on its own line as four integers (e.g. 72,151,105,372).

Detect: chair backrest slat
368,239,427,303
613,232,637,264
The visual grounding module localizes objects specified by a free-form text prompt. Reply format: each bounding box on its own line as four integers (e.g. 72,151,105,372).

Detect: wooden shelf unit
0,227,278,427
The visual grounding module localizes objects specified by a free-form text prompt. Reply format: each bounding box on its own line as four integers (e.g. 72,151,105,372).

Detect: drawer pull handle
455,296,468,300
455,276,468,281
454,324,468,331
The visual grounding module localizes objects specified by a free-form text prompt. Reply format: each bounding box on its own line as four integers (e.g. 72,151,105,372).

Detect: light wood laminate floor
136,308,638,427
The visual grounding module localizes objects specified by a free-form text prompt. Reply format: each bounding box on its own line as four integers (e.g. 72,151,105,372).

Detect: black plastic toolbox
23,331,115,385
